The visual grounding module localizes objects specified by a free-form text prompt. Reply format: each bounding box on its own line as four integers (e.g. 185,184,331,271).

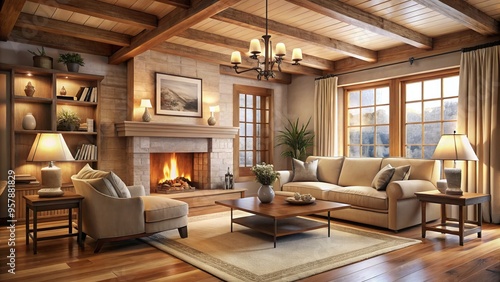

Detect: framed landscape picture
155,73,202,117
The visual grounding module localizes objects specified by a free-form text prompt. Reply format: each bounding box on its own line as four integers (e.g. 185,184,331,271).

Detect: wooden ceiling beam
109,0,242,65
27,0,157,30
286,0,433,49
15,13,131,46
9,26,114,57
0,0,26,41
412,0,500,35
154,0,191,9
178,28,335,71
213,8,377,62
333,30,500,74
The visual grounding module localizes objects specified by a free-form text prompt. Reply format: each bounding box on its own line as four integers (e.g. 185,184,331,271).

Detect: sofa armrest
386,180,437,200
274,170,293,191
128,185,146,197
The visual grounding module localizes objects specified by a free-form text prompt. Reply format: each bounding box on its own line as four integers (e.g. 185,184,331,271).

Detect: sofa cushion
306,156,344,184
292,158,319,182
390,165,411,182
382,158,439,183
338,158,383,187
141,196,188,223
76,164,131,198
282,182,338,200
327,186,388,210
371,164,395,190
86,178,119,198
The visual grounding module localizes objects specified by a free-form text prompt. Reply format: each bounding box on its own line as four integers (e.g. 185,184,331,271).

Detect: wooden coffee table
215,195,350,247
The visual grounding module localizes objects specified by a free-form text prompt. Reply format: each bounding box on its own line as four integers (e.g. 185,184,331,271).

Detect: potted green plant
57,109,81,131
275,117,315,163
251,162,279,203
28,47,53,69
58,53,85,72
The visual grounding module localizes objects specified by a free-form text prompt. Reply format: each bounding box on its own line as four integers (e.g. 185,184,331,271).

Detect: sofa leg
178,226,188,238
94,240,104,253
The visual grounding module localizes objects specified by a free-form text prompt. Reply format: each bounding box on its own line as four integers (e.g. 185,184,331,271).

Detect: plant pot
66,63,80,72
33,56,53,69
57,123,80,131
257,185,275,203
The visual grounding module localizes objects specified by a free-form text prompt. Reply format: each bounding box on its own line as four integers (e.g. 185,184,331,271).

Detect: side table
24,192,84,254
415,190,490,246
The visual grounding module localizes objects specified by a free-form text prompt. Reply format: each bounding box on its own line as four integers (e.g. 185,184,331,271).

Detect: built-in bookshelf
2,63,104,185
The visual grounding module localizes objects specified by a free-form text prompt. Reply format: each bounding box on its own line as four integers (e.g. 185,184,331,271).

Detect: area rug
142,211,420,281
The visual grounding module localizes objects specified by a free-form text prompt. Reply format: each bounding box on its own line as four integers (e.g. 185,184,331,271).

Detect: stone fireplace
116,121,238,194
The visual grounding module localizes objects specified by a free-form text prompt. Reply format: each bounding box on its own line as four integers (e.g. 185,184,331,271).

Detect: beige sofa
275,156,441,231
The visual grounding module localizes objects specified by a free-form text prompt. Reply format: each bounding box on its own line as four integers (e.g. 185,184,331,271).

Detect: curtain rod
461,40,500,52
316,49,461,80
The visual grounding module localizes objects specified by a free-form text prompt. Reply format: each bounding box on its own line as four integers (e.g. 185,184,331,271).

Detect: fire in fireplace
151,153,196,193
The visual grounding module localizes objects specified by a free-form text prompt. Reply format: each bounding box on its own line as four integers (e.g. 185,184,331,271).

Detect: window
344,69,459,159
404,75,459,159
346,85,390,157
233,85,273,179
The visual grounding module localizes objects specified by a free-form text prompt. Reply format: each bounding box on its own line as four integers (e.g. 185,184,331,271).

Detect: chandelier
230,0,303,80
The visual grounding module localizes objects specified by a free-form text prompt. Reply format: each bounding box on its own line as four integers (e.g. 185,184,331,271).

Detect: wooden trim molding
115,121,239,139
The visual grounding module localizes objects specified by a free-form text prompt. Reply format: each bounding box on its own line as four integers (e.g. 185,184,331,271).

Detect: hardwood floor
1,205,499,282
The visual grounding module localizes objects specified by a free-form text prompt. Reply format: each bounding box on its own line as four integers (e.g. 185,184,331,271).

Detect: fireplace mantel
115,121,239,139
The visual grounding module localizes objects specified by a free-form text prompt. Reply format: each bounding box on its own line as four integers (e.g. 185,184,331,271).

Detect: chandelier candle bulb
249,39,262,54
292,48,303,61
275,43,286,56
231,51,242,64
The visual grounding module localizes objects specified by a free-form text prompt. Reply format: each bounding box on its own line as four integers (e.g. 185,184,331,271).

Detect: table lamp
140,99,152,122
27,133,74,197
207,105,219,126
432,131,478,195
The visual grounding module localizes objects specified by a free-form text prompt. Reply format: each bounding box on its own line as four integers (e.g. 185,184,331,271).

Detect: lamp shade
140,99,152,108
27,133,74,162
432,133,478,161
209,105,220,113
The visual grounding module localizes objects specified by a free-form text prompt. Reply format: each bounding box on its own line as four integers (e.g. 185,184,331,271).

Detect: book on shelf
74,144,98,160
76,87,97,102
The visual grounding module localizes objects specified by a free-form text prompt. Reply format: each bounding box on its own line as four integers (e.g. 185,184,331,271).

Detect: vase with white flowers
251,162,279,203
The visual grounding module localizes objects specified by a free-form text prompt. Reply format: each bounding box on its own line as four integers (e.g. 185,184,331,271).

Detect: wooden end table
24,192,84,254
415,190,490,246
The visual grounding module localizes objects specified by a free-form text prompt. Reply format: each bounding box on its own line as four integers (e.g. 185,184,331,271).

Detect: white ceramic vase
257,184,275,203
22,113,36,130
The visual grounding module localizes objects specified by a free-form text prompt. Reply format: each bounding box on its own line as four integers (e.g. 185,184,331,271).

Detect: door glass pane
424,123,441,144
443,76,459,97
348,109,360,126
376,87,390,104
376,125,389,145
376,105,389,124
423,100,441,122
349,91,360,107
361,89,374,106
361,127,374,144
406,124,422,144
349,145,360,157
349,128,360,144
406,145,422,159
362,145,374,157
443,98,458,120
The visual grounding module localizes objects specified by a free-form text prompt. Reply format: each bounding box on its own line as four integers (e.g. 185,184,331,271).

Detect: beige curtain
458,44,500,223
314,76,338,156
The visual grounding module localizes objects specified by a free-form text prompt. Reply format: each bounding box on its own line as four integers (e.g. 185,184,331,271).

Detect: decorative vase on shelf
59,86,67,96
24,81,35,97
22,113,36,130
257,184,275,203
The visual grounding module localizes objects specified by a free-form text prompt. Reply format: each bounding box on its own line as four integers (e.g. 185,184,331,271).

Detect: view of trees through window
345,70,459,159
404,75,459,159
347,86,390,157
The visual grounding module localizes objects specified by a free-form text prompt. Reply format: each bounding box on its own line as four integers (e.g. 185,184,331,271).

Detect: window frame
343,68,459,158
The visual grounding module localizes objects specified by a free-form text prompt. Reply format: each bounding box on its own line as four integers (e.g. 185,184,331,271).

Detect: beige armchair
71,176,188,253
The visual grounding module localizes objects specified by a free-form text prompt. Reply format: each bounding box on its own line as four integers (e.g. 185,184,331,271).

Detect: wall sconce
140,99,152,122
207,105,220,126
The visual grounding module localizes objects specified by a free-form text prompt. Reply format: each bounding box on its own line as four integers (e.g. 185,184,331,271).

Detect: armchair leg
178,226,188,238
